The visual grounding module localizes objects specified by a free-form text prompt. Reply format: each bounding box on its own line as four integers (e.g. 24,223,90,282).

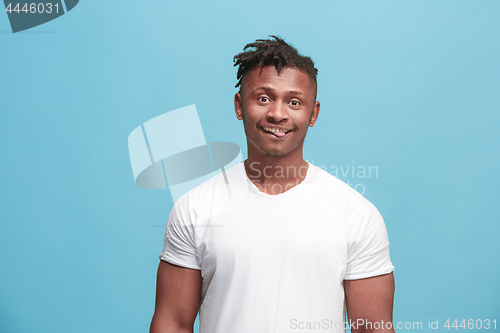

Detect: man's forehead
244,65,306,79
253,86,308,96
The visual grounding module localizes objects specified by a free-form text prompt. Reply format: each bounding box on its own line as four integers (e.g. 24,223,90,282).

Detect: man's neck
244,148,309,195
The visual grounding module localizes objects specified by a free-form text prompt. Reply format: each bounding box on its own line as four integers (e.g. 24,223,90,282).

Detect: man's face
234,66,320,158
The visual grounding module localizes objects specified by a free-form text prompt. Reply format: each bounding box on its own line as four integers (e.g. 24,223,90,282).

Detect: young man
150,36,395,333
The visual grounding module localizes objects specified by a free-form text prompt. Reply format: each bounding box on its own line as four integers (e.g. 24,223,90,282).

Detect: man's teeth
263,127,290,133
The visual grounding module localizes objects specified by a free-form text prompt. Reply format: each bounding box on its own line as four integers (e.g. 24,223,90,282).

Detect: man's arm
344,273,395,333
150,260,202,333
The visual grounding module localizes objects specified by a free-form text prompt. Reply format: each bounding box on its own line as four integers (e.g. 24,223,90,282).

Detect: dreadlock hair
233,35,318,97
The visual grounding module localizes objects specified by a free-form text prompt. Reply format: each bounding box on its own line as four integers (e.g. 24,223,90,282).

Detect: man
150,36,395,333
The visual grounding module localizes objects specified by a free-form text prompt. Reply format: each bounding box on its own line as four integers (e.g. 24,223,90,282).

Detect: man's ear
309,101,320,127
234,92,243,120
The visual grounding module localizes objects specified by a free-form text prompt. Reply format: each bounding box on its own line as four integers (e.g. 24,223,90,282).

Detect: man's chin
263,149,286,157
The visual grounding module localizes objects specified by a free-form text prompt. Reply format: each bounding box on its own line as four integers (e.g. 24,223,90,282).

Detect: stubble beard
263,148,287,158
266,150,286,157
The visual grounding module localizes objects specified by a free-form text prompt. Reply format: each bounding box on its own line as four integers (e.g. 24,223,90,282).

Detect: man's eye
259,97,270,103
290,100,300,106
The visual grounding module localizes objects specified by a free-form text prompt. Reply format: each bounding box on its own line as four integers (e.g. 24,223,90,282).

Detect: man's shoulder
308,163,358,194
173,162,246,214
306,163,385,228
307,162,376,209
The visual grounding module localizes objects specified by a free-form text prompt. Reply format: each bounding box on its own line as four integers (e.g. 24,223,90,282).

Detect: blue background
1,1,499,332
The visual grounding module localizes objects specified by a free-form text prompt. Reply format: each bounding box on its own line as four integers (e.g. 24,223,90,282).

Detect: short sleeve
159,201,201,270
344,200,394,280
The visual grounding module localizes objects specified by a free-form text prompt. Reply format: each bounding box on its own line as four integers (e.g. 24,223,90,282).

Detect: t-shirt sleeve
159,201,201,270
344,199,394,280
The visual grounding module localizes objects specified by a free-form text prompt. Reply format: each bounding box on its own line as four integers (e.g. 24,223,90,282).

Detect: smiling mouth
261,126,293,138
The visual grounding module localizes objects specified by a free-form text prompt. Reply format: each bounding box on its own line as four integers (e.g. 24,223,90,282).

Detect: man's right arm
149,260,202,333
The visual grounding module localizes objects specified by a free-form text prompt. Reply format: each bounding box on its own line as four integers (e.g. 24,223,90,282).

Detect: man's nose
267,102,289,123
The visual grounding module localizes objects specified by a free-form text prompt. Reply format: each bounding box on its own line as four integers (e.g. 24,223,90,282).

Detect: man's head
233,36,320,159
233,35,318,99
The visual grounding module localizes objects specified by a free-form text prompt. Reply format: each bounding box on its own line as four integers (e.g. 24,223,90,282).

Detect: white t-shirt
160,162,394,333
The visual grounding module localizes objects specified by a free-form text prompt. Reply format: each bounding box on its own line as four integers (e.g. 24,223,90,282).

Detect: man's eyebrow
253,87,307,96
287,90,307,96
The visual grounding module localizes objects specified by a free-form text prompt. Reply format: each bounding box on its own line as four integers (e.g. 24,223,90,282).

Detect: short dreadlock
233,35,318,96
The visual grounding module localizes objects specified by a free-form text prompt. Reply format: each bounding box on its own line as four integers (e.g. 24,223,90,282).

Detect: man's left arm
344,272,395,333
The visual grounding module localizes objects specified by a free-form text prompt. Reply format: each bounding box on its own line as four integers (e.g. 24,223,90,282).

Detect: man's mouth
261,126,293,138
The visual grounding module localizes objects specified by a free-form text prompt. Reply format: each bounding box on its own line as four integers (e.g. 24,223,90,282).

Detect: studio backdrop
1,1,499,332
